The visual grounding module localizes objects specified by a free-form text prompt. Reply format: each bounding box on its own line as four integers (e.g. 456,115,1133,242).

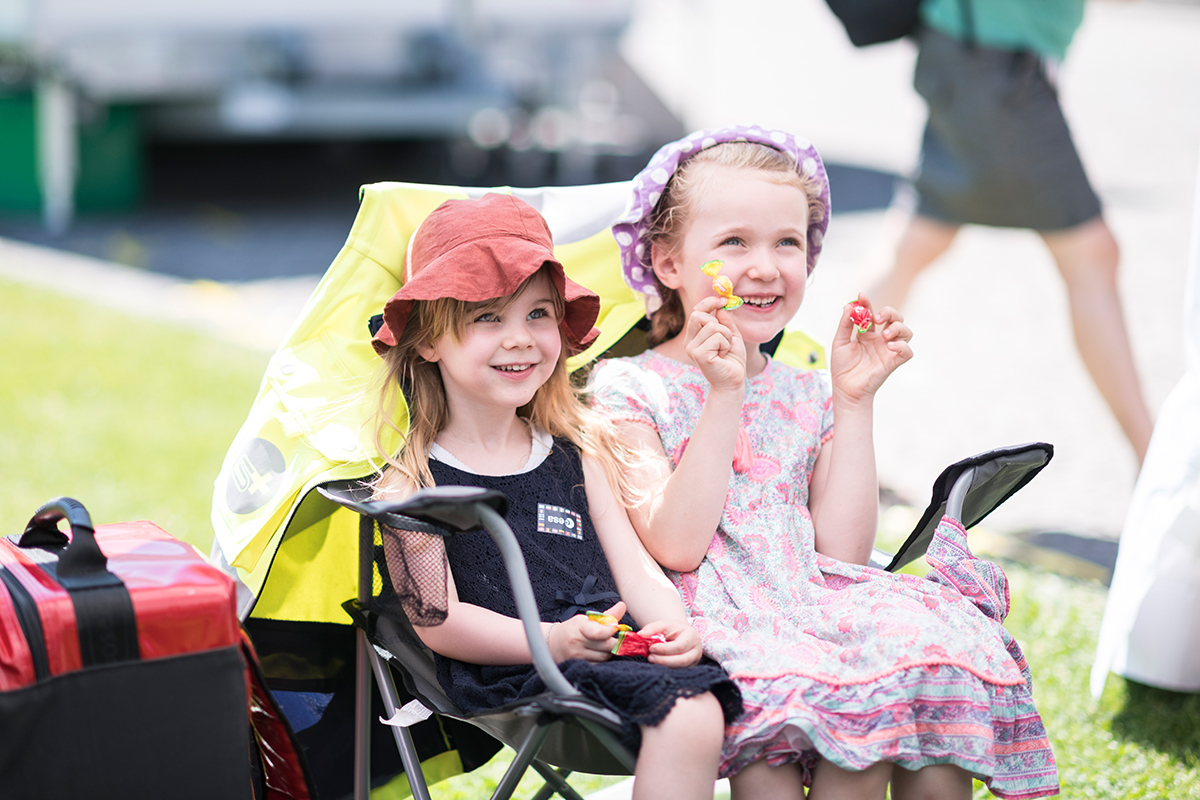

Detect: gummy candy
612,629,668,657
849,302,873,333
700,260,743,310
585,610,631,632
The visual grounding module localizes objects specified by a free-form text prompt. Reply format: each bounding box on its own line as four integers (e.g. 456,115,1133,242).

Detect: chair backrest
211,180,826,625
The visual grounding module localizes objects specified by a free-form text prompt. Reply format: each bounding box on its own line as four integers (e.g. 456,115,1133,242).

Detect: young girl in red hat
368,192,741,800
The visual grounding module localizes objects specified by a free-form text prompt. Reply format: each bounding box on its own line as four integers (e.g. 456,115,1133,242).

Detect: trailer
0,0,680,231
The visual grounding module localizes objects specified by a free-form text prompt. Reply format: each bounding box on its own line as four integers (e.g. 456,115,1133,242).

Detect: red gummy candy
849,302,873,332
612,630,667,657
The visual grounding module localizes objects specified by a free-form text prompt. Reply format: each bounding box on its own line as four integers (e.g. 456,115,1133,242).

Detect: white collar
429,426,554,475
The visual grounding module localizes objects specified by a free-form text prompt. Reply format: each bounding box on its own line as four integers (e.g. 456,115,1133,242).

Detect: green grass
997,567,1200,799
424,757,629,800
5,275,1199,799
0,277,267,554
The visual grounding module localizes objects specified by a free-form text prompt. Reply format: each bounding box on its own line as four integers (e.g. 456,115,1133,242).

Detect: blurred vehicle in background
0,0,681,232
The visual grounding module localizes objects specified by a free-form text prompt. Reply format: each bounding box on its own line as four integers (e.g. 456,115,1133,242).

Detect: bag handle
20,497,141,666
23,496,123,589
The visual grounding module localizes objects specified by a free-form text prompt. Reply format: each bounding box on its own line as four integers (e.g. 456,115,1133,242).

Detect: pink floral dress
589,351,1058,798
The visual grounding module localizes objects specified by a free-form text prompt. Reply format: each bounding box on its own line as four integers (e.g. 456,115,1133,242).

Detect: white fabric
1091,152,1200,696
379,698,434,728
429,427,554,475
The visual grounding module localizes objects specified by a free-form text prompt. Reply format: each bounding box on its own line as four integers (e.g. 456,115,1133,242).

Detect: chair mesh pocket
373,523,450,628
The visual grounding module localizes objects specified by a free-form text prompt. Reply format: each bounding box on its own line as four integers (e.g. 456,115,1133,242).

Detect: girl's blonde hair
643,141,828,347
371,265,646,505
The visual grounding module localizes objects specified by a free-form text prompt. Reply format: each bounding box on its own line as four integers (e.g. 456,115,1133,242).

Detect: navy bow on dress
554,574,620,622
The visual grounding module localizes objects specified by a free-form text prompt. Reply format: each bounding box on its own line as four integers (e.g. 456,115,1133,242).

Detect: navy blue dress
430,438,742,751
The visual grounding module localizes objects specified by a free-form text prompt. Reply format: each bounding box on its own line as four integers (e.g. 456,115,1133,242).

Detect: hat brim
372,239,599,355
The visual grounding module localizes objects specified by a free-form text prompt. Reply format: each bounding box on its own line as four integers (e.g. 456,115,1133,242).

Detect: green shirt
920,0,1085,61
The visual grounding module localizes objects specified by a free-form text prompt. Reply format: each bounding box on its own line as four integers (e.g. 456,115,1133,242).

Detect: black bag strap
0,567,51,680
21,497,141,669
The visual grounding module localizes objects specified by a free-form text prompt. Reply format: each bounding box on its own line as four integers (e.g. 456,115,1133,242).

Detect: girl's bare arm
809,300,913,564
807,407,879,565
616,297,749,572
616,382,742,572
583,454,705,667
413,554,623,665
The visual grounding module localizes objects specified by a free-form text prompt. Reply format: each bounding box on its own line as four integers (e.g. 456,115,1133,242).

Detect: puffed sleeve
586,357,666,433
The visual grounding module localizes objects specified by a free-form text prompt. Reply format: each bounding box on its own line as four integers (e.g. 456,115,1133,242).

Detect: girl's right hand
684,296,747,391
829,295,913,407
639,619,705,667
547,601,627,663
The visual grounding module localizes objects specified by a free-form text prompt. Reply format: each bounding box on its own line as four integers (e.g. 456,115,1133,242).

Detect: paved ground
3,0,1198,554
0,236,320,352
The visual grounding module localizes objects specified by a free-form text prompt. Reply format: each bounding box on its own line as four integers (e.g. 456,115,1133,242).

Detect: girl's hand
684,296,747,392
829,294,913,406
637,619,705,667
547,601,626,663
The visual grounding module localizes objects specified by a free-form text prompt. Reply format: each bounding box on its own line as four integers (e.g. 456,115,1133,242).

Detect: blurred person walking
870,0,1152,465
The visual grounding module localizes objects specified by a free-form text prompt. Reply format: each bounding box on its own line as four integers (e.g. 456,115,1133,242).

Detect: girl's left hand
829,294,913,406
638,619,704,667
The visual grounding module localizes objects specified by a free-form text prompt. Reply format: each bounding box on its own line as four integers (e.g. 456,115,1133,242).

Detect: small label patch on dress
537,503,583,540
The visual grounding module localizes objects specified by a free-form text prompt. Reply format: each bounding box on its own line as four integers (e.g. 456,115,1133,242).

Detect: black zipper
1,566,51,681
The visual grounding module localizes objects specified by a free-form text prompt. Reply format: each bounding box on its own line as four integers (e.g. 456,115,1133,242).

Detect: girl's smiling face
652,165,812,346
420,270,563,416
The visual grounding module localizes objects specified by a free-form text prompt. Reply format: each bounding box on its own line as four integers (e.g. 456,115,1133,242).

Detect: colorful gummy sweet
701,260,743,310
585,610,631,632
849,301,873,333
611,629,668,657
585,610,667,656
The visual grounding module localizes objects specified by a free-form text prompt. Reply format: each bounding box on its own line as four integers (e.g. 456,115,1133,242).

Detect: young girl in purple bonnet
588,125,1059,800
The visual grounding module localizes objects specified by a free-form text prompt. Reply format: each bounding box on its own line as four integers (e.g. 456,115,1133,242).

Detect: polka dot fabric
613,125,832,314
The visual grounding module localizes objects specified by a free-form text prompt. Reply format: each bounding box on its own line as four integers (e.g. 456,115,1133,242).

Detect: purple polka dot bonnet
612,125,831,314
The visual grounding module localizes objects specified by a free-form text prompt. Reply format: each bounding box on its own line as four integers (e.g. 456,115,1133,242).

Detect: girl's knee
889,763,973,800
729,759,806,800
655,692,724,748
810,759,890,800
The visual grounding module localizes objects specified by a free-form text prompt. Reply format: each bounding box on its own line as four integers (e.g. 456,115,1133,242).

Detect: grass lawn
3,275,1198,799
0,277,267,553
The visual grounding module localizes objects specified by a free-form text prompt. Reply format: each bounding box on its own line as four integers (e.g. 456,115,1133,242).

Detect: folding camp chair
210,179,1054,800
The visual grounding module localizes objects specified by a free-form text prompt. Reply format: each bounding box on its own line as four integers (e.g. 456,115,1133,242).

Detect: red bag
0,498,313,800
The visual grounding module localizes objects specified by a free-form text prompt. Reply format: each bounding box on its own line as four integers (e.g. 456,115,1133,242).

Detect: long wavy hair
371,264,647,505
642,141,828,347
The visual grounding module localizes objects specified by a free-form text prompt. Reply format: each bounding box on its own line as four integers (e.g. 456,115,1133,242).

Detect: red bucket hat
371,193,601,356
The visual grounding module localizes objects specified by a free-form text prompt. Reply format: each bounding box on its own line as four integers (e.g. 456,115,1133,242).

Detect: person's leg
1041,216,1153,465
807,759,891,800
870,215,962,312
889,763,973,800
633,693,724,800
729,759,807,800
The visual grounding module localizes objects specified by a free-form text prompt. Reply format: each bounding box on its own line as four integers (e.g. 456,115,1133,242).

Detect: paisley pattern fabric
589,351,1058,797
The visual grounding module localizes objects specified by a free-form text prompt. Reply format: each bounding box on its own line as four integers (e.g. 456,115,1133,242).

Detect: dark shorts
912,26,1102,231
